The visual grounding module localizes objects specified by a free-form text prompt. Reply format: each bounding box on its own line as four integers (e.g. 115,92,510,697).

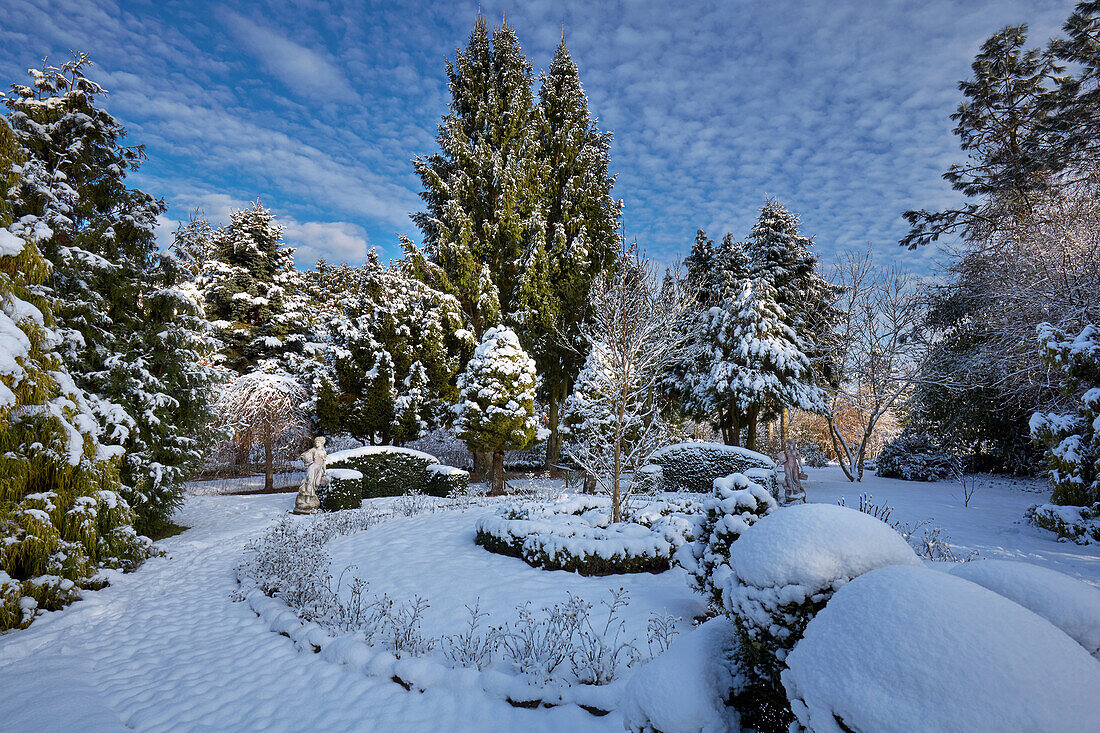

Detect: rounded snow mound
949,559,1100,657
729,503,919,590
783,565,1100,733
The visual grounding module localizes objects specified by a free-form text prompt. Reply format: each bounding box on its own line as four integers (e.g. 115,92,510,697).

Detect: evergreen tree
1051,2,1100,170
412,15,547,337
1030,323,1099,506
5,54,218,531
531,34,621,472
454,326,538,494
201,201,302,374
902,25,1061,248
708,279,826,450
1,117,149,631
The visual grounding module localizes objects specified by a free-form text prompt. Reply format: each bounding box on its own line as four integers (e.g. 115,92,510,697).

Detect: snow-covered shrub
500,595,586,685
392,488,436,517
723,504,921,727
475,497,694,575
798,443,830,468
949,559,1100,657
875,433,956,481
633,464,664,495
326,446,440,499
424,463,469,497
442,600,500,670
644,442,776,494
318,468,363,512
1025,502,1100,544
782,565,1100,733
678,473,777,610
621,617,741,733
1030,323,1099,507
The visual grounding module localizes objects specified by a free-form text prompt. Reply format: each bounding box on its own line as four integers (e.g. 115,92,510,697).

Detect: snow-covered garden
4,2,1100,732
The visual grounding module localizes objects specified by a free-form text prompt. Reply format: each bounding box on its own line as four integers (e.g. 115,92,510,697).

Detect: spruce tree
412,15,547,337
201,201,302,374
532,34,622,472
1,117,149,631
5,54,218,532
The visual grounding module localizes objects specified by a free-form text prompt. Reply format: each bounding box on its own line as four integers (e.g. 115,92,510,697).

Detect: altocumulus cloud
0,0,1075,273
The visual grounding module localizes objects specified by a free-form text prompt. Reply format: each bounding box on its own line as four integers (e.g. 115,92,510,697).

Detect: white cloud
282,219,370,268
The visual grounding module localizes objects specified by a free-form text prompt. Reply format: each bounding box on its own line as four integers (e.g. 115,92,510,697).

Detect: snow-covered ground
1,467,1097,732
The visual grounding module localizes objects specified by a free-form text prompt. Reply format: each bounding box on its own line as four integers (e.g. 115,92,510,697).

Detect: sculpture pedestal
292,489,320,515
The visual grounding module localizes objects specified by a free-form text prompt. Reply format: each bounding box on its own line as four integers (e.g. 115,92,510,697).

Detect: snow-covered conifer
1031,323,1100,506
454,326,538,494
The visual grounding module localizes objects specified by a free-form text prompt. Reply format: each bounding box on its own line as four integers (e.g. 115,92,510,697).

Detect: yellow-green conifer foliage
0,122,150,631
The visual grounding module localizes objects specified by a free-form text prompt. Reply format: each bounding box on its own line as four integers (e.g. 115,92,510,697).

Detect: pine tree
1,117,149,631
902,25,1061,248
201,201,302,374
532,34,622,472
412,15,548,337
454,326,538,494
5,54,218,532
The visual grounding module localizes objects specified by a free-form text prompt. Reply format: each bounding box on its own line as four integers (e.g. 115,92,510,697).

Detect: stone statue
293,436,327,514
776,439,807,504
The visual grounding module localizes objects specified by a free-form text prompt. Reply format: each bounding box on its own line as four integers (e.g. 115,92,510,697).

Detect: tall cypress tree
412,15,547,337
532,34,622,471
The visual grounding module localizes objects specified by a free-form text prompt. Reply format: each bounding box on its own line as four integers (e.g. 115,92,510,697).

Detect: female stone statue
776,439,807,504
293,436,327,514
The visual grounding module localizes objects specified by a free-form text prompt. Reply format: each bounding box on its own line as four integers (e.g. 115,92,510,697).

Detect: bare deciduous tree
826,250,925,481
218,371,307,491
561,250,690,522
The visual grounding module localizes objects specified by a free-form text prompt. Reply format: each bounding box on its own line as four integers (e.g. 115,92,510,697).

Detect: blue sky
0,0,1073,273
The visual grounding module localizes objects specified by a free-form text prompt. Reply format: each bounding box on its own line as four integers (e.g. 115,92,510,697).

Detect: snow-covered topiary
1030,323,1099,507
782,565,1100,733
453,326,538,494
326,446,441,500
644,442,776,494
678,473,778,610
317,468,364,512
949,559,1100,658
425,464,470,497
723,504,921,726
875,433,956,481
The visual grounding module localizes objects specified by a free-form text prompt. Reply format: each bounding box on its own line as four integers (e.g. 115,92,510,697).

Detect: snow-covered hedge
1025,502,1100,545
475,496,695,575
425,464,470,497
949,559,1100,658
318,468,364,512
323,447,466,508
723,504,921,726
643,442,776,494
678,473,777,610
782,565,1100,733
875,433,956,481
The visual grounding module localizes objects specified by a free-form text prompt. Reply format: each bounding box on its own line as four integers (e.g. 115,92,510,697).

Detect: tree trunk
490,450,505,496
780,408,788,443
473,451,491,482
235,429,250,468
746,408,759,451
546,392,562,477
263,431,274,492
730,407,742,448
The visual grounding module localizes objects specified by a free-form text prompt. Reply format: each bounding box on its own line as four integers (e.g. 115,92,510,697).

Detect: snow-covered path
0,494,619,732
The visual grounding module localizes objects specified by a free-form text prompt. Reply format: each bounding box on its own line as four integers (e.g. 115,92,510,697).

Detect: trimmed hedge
1025,503,1100,544
321,447,466,510
318,469,363,512
425,464,470,497
644,442,776,494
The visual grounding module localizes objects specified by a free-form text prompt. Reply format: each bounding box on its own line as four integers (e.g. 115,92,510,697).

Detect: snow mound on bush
326,445,439,465
649,441,772,464
621,617,739,733
729,504,919,590
783,565,1100,733
949,559,1100,657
